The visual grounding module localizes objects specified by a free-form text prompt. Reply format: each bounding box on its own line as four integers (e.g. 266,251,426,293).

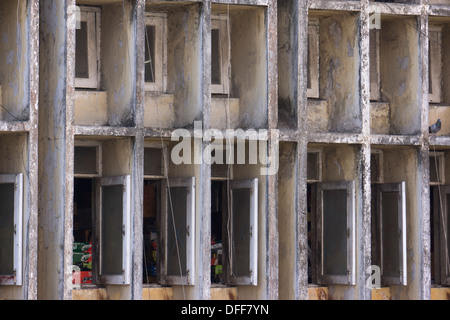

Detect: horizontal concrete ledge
278,129,303,142
74,125,137,137
430,135,450,146
308,286,329,300
307,132,364,144
368,2,422,16
370,134,421,146
309,0,361,12
431,287,450,300
144,127,175,139
371,287,391,300
142,286,174,300
210,286,237,300
428,5,450,17
0,120,32,132
212,0,271,7
72,288,107,300
72,286,238,300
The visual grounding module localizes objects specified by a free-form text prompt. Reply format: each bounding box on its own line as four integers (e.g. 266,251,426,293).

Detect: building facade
0,0,449,300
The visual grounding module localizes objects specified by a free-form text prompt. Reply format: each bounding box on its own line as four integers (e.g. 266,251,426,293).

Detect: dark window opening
145,25,156,83
211,28,222,85
73,178,94,285
0,183,15,275
143,180,160,284
75,21,89,79
307,183,313,284
211,181,226,284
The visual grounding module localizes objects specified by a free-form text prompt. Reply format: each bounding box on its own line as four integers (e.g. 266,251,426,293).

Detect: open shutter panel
226,178,258,286
97,175,131,285
316,181,356,285
440,186,450,285
377,182,407,286
0,174,23,285
160,177,195,285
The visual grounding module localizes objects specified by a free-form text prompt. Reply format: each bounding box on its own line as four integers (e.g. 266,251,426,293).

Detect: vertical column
38,0,75,300
359,0,372,300
199,0,212,300
298,0,309,301
27,0,41,300
131,0,145,300
267,0,279,300
419,10,431,300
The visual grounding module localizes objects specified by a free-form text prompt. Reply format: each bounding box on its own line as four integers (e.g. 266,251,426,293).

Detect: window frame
438,185,450,285
370,29,381,101
429,25,443,104
371,149,384,183
316,180,356,285
74,140,102,178
0,173,23,286
144,141,168,179
307,18,319,99
307,148,323,183
95,175,132,285
75,6,101,90
211,143,234,181
224,178,258,286
159,177,196,285
144,12,167,93
430,151,445,186
375,182,407,286
211,14,230,95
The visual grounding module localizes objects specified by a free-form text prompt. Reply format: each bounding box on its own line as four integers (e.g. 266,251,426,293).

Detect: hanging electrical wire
215,2,236,284
144,11,187,299
432,145,450,277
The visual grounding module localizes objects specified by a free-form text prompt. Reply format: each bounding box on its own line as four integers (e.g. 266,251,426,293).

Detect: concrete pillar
38,0,75,300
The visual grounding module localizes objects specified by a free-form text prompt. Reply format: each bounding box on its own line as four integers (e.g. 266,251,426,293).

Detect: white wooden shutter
377,182,407,286
97,175,131,285
316,181,356,285
0,174,23,285
226,178,258,286
160,177,195,285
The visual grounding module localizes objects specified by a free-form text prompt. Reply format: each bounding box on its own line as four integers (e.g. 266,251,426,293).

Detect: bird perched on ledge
429,119,441,135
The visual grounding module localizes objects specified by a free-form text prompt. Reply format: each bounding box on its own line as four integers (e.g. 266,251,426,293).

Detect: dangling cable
144,16,186,299
432,144,450,277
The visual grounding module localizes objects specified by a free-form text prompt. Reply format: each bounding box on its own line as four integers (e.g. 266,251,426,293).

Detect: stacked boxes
72,242,92,285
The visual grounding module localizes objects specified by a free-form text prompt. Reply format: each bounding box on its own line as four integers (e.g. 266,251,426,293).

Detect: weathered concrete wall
277,0,298,129
317,11,361,133
228,5,268,129
429,105,450,136
277,142,298,299
443,22,450,106
101,137,133,176
380,16,421,135
0,0,30,121
371,102,390,135
168,4,202,128
101,1,136,127
211,98,240,129
144,93,174,128
74,91,108,126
